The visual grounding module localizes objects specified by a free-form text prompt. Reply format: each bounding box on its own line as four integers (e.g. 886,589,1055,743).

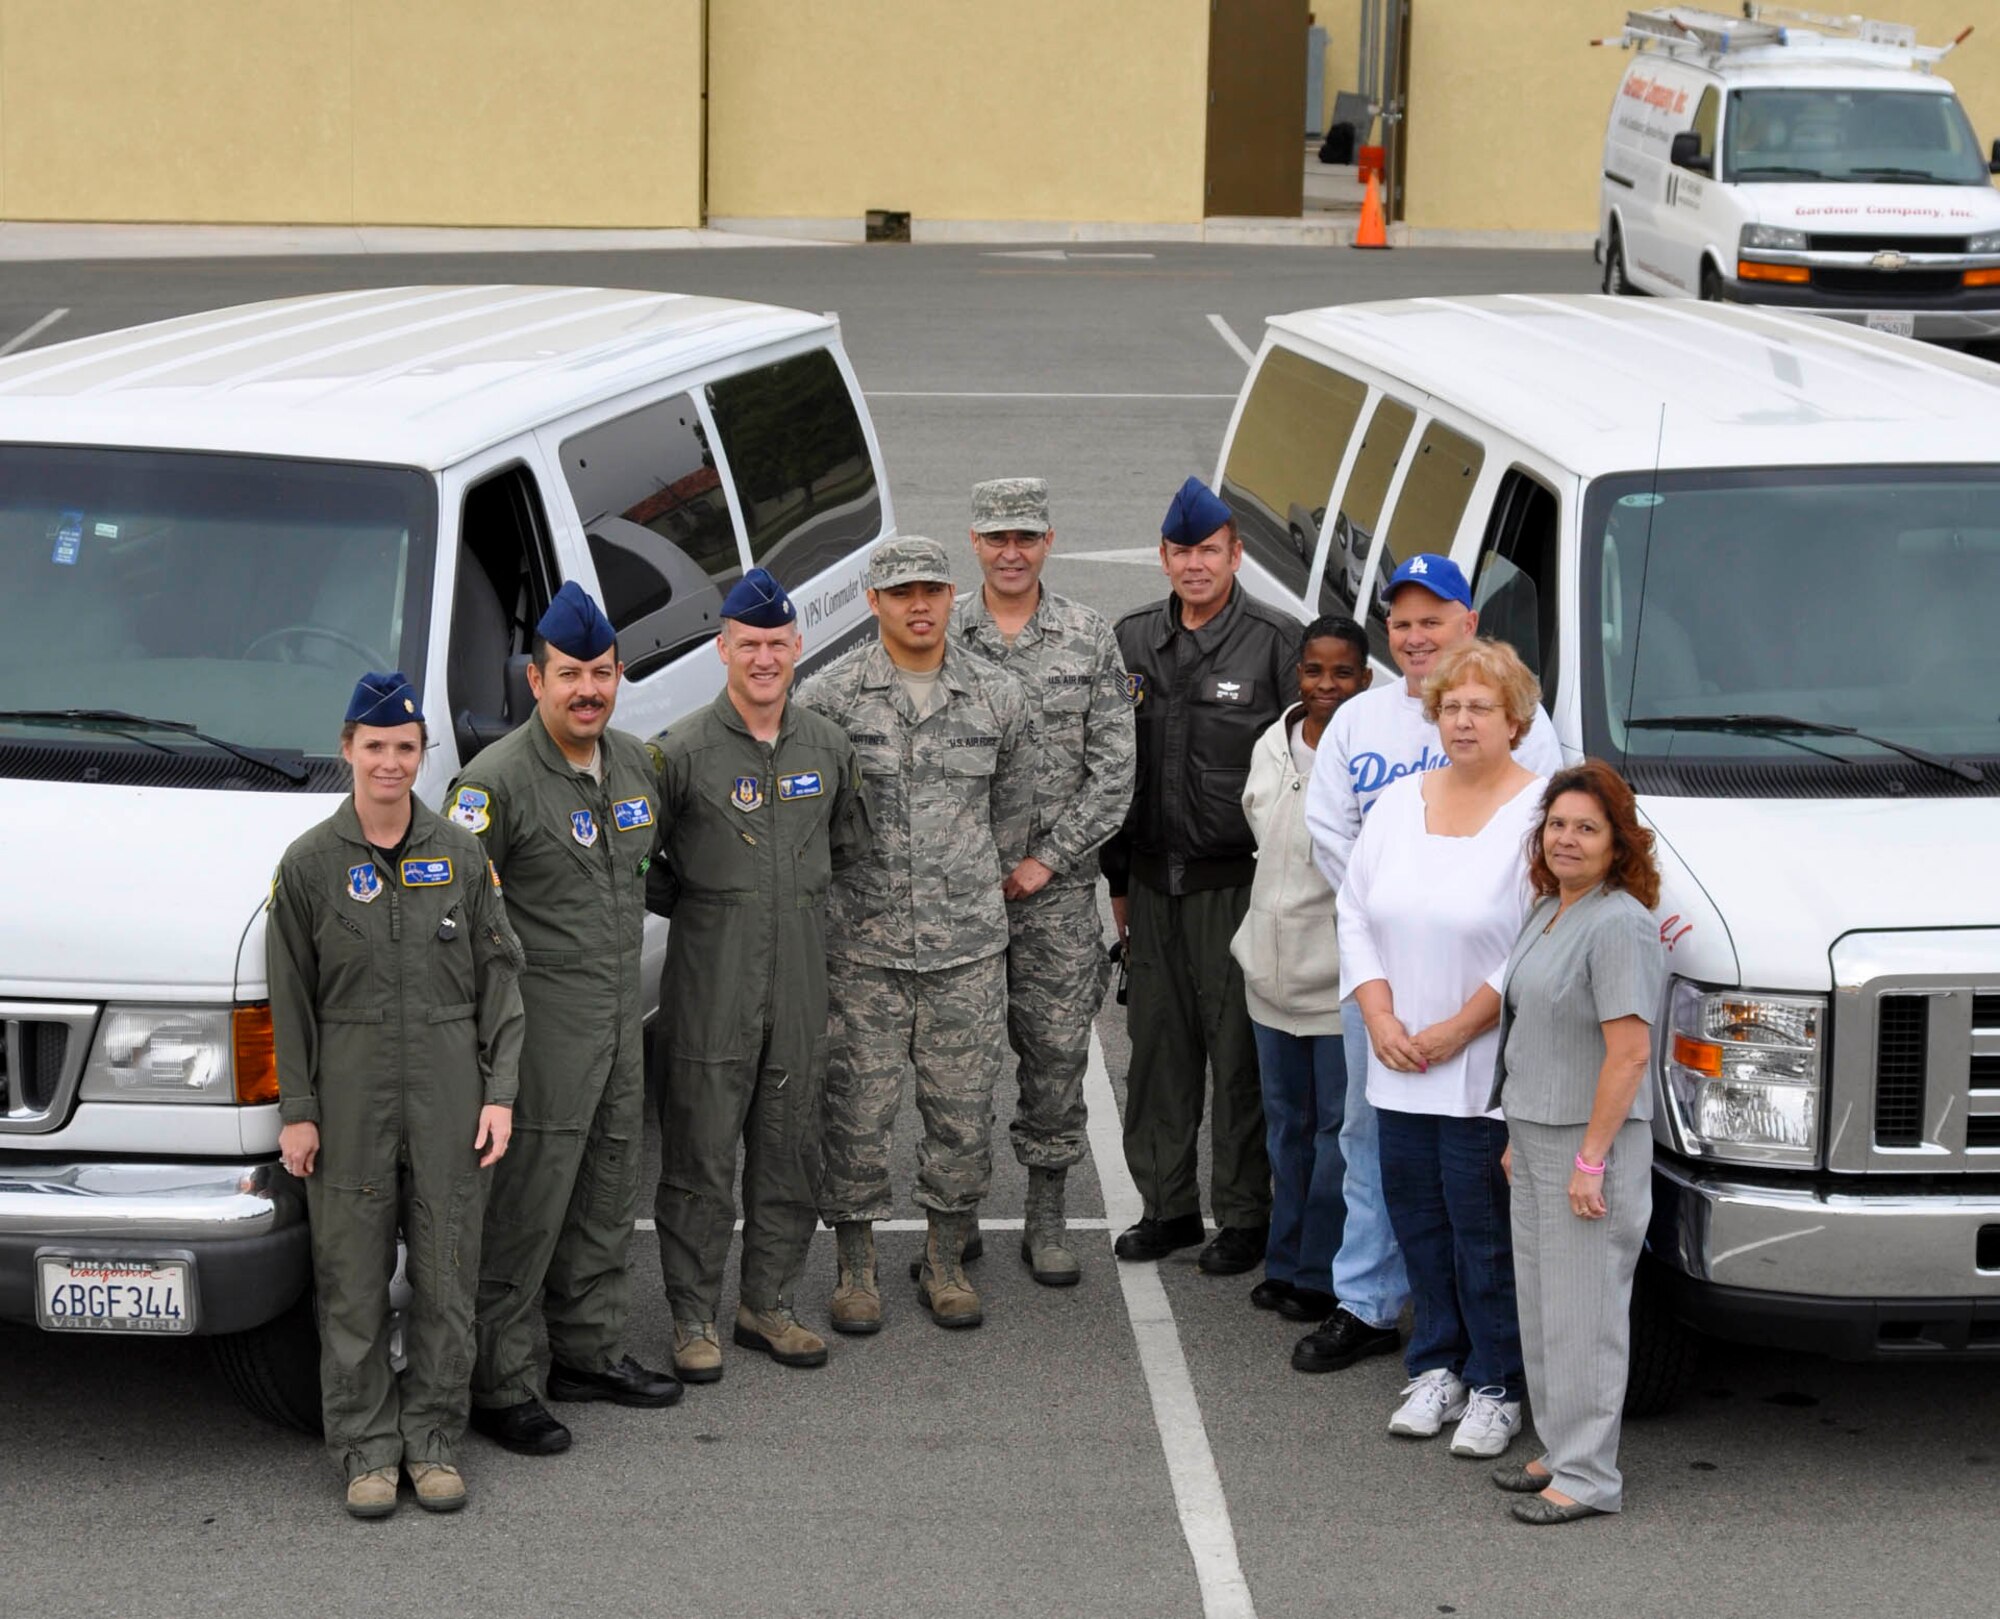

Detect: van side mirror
1670,131,1713,176
1990,137,2000,173
503,653,533,724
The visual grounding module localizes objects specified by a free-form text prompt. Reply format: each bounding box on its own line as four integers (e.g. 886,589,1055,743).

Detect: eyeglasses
1436,700,1501,720
973,532,1047,553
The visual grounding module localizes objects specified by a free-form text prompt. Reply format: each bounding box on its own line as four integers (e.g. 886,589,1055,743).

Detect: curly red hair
1526,759,1660,909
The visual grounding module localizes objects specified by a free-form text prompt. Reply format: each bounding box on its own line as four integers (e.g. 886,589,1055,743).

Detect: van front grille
1874,996,1929,1148
0,1005,95,1133
1811,268,1964,298
1805,233,1970,254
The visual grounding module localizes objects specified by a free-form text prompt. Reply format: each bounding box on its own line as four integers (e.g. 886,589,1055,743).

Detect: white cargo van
0,286,892,1427
1595,6,2000,340
1217,293,2000,1407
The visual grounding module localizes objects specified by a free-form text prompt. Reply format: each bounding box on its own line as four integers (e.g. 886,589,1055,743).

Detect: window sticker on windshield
50,510,84,565
1616,493,1664,509
93,521,118,539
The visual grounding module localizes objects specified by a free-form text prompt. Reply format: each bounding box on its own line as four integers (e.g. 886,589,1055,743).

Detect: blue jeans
1375,1107,1524,1399
1330,1000,1409,1329
1251,1022,1346,1290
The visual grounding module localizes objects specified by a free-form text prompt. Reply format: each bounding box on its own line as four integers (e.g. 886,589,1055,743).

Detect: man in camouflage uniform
446,582,680,1457
953,478,1134,1285
797,536,1035,1332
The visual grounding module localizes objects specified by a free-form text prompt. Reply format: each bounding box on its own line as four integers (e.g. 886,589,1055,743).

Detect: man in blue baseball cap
1288,551,1561,1380
643,568,870,1381
1100,475,1297,1275
447,579,682,1454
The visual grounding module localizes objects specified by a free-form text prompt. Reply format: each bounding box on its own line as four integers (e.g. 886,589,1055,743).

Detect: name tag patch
448,786,491,834
1203,677,1254,705
778,772,823,800
401,857,453,888
570,810,599,848
346,863,382,904
612,796,654,831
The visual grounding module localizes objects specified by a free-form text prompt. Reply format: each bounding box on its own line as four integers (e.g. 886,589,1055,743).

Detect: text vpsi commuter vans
0,286,892,1429
1219,292,2000,1410
1595,6,2000,340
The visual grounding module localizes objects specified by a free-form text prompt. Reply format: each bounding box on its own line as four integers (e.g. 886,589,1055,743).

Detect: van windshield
0,446,436,771
1724,88,1991,185
1582,466,2000,787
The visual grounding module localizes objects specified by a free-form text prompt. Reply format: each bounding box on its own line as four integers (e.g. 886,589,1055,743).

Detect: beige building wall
0,0,702,227
1406,1,2000,236
706,0,1210,226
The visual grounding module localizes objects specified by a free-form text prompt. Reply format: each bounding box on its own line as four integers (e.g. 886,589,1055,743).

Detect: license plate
35,1252,194,1335
1865,312,1916,338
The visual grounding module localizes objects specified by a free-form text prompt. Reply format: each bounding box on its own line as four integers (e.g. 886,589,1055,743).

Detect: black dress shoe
1197,1225,1269,1275
547,1354,684,1409
1290,1307,1401,1373
468,1398,572,1455
1249,1278,1294,1311
1277,1285,1336,1321
1113,1213,1206,1262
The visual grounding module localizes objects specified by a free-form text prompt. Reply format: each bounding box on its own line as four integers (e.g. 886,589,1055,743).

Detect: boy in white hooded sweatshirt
1230,616,1370,1320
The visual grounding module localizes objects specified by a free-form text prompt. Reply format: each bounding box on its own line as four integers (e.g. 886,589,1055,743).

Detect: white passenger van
1218,293,2000,1408
1595,6,2000,340
0,286,891,1427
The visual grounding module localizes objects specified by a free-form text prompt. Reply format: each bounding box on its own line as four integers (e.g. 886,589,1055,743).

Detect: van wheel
210,1290,323,1435
1602,225,1633,295
1699,263,1725,302
1623,1256,1703,1418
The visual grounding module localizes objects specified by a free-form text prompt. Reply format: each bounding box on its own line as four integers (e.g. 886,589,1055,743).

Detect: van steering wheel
241,623,393,670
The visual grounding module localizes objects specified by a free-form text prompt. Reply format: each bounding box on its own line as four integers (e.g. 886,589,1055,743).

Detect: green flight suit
445,714,658,1407
645,689,871,1324
267,797,525,1479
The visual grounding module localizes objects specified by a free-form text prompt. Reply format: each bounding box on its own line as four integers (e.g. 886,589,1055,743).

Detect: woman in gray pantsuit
1488,760,1664,1525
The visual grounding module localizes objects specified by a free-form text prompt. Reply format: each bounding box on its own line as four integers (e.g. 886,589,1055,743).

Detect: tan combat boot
916,1211,984,1329
673,1319,724,1384
1022,1166,1081,1287
829,1221,882,1335
734,1303,830,1367
406,1461,467,1514
344,1465,399,1520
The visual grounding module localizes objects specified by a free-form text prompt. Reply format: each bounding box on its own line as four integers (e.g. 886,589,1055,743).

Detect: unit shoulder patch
346,863,382,904
449,785,492,834
570,809,599,848
731,776,765,812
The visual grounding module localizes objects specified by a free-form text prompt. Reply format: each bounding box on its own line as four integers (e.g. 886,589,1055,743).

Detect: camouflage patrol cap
867,535,955,590
971,477,1051,535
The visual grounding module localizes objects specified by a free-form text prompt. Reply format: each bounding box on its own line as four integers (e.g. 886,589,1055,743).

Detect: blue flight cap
345,671,424,727
1381,553,1473,610
720,567,797,630
536,580,618,659
1161,476,1234,547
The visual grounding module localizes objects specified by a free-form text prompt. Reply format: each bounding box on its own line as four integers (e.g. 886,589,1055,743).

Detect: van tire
210,1291,323,1435
1699,262,1725,303
1623,1256,1703,1418
1602,224,1633,295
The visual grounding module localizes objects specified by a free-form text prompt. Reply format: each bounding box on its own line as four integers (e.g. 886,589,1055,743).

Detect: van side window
705,349,882,590
559,395,742,683
1329,396,1414,626
1471,468,1561,707
1364,417,1485,663
1690,87,1720,163
450,464,557,763
1218,347,1370,599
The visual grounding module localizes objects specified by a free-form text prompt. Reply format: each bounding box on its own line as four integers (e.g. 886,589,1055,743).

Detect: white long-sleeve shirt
1304,679,1562,892
1335,772,1543,1119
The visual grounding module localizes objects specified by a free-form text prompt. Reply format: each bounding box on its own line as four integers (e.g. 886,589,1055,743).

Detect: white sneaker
1449,1387,1523,1457
1388,1369,1469,1438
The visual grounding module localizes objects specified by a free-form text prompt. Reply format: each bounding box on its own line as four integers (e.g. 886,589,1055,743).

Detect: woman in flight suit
267,672,525,1519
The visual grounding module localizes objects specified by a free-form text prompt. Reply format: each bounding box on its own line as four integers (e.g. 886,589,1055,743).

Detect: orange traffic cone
1353,169,1388,250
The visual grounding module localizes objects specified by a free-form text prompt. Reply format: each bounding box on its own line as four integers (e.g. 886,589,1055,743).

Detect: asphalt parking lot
2,243,1996,1619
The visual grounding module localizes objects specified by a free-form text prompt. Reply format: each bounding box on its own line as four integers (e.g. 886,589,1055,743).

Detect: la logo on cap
1410,557,1429,574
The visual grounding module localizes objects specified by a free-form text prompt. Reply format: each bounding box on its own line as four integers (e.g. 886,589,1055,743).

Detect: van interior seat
449,547,512,729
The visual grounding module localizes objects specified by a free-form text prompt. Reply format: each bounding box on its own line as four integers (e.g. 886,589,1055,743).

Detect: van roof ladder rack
1590,7,1973,72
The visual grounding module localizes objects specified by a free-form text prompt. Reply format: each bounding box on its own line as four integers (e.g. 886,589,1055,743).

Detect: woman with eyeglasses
1336,638,1545,1461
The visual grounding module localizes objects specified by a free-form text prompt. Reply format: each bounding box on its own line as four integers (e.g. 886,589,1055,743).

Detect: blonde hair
1421,638,1541,749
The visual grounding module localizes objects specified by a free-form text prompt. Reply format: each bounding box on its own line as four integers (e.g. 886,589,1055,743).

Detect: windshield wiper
1733,165,1826,179
0,708,311,784
1627,713,1982,783
1843,167,1955,183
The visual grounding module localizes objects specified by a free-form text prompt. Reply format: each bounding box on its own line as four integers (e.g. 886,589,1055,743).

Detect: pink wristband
1574,1154,1605,1176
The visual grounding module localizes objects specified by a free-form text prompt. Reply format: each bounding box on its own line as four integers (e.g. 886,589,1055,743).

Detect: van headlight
1662,980,1823,1166
1969,230,2000,255
80,1007,237,1103
1740,224,1809,253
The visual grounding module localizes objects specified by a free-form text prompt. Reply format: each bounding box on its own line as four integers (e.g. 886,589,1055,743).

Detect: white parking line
0,307,67,356
633,1217,1115,1234
1083,1029,1259,1619
1205,313,1255,368
870,390,1234,401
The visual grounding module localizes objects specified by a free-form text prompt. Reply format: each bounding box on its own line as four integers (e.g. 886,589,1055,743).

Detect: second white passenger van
1218,293,2000,1408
